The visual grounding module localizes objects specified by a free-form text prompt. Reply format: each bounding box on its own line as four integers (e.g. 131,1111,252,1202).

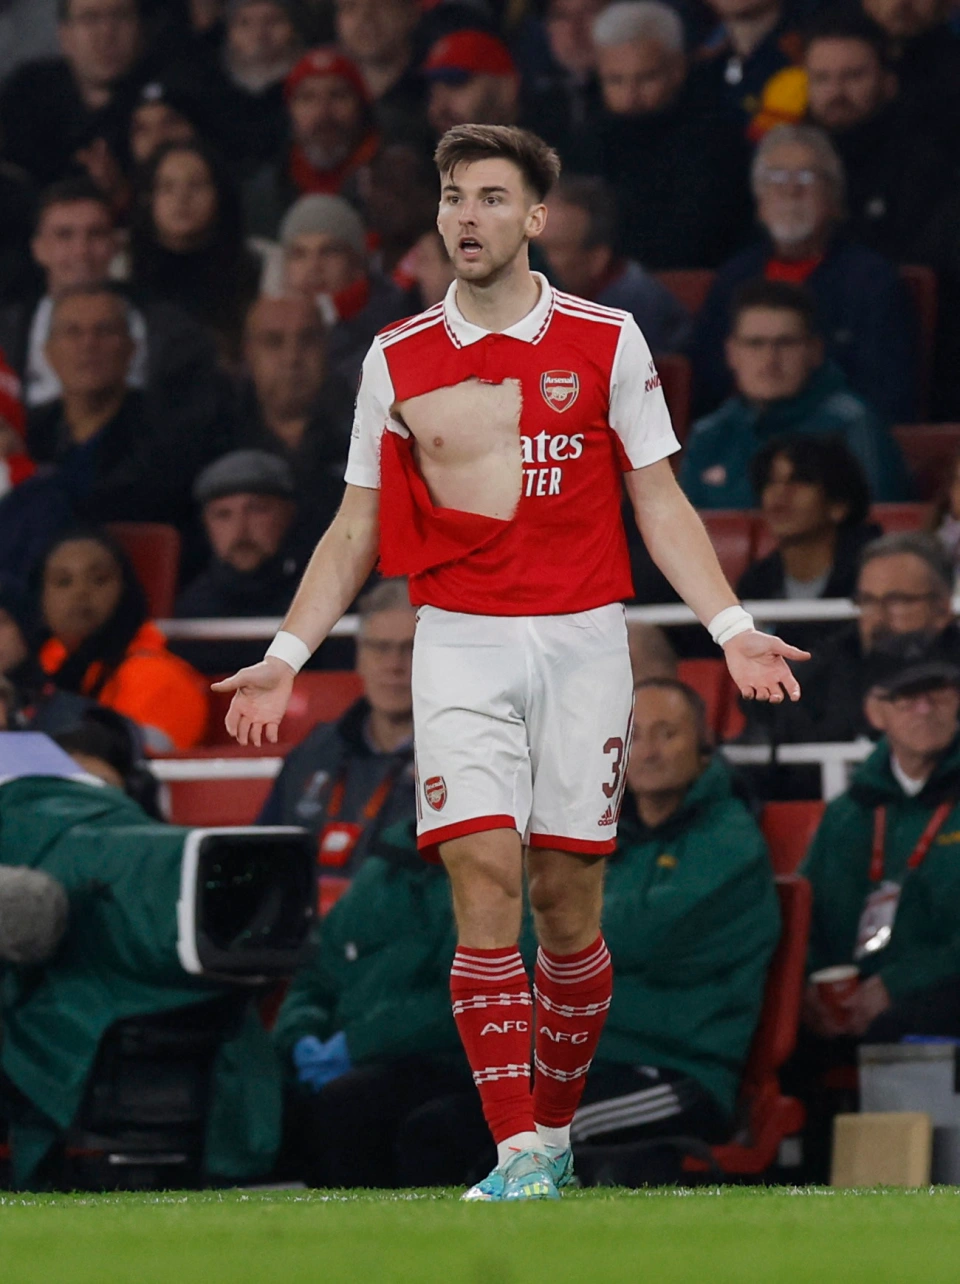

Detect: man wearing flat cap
172,449,308,673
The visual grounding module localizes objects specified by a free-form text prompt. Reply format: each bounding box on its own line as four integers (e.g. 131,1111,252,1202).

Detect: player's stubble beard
450,229,531,294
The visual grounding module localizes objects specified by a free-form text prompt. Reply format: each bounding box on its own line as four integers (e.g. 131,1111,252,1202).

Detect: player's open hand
210,658,296,746
722,629,810,703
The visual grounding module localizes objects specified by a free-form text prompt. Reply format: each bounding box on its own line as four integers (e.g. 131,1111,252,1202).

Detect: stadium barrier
150,740,873,802
157,595,877,642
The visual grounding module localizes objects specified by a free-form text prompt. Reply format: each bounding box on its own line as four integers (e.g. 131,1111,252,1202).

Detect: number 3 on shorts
602,736,624,799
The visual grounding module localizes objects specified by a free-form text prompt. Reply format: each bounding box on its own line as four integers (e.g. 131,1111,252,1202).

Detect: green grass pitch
3,1186,960,1284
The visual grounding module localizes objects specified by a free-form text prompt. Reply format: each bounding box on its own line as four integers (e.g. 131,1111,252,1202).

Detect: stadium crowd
2,0,960,1191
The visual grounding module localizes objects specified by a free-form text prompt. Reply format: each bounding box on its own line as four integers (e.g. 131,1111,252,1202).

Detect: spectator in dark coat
173,450,305,673
26,283,228,532
333,0,427,142
737,434,881,654
570,1,753,270
194,0,302,176
0,177,229,434
241,47,380,238
540,175,691,353
759,532,960,747
0,0,147,187
690,124,918,423
273,194,409,390
516,0,605,155
130,140,260,366
693,0,803,129
236,296,351,547
803,11,955,262
861,0,960,160
913,192,960,421
259,578,417,887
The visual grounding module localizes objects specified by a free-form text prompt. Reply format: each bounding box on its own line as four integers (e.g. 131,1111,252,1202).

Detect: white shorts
412,603,634,859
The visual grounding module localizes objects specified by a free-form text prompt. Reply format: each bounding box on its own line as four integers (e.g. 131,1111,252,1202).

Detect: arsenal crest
424,775,447,811
540,370,579,413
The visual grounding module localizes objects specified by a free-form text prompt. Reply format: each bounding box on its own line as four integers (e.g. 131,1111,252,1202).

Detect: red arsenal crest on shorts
424,775,447,811
540,370,579,413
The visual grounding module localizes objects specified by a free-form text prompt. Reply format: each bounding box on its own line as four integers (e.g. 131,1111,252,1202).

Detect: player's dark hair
729,278,819,337
749,433,871,528
633,678,712,753
552,175,618,250
434,125,561,201
35,176,112,232
804,9,891,67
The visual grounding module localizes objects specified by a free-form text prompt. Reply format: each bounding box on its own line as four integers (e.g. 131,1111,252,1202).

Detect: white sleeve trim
608,315,681,470
344,338,399,491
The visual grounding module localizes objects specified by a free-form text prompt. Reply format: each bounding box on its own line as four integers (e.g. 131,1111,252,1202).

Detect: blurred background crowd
3,0,960,1195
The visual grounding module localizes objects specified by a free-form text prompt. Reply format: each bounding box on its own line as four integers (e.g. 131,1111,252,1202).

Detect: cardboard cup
811,965,860,1026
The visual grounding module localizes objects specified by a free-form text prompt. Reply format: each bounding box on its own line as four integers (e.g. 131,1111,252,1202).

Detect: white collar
890,754,930,797
442,271,555,347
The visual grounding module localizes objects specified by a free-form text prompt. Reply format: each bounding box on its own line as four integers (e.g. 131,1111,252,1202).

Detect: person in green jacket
802,649,960,1043
275,820,485,1188
0,772,285,1190
569,678,780,1182
679,279,907,509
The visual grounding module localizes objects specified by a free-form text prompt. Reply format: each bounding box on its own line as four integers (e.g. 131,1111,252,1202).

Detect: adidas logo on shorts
598,803,616,827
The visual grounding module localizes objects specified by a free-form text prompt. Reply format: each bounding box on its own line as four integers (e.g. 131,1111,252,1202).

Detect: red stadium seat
893,423,960,502
700,510,756,585
164,776,275,827
656,352,692,444
654,269,716,318
898,265,938,421
204,669,364,747
106,522,181,619
761,800,825,875
869,502,928,533
684,874,811,1176
677,658,729,739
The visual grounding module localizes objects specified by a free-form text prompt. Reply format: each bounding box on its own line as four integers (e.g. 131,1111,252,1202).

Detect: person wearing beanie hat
425,30,521,137
0,866,69,965
274,194,410,389
128,81,202,169
241,46,380,238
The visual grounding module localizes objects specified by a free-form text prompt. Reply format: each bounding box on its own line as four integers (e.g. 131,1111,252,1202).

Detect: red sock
533,936,613,1129
450,946,536,1144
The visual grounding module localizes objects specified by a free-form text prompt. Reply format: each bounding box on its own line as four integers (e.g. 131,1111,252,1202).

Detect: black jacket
822,105,955,263
172,546,305,674
258,697,416,880
736,522,882,655
568,84,753,270
750,619,960,747
231,373,353,549
26,389,228,531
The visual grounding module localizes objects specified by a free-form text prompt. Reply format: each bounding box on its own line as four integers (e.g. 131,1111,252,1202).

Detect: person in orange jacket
35,527,209,752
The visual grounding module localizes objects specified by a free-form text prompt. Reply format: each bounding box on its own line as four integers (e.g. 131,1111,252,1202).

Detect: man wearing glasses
765,532,960,748
680,276,906,509
0,0,145,187
690,122,917,423
258,577,417,895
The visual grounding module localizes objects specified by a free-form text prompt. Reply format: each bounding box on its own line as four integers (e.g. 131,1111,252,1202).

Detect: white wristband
265,630,312,674
708,605,755,648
